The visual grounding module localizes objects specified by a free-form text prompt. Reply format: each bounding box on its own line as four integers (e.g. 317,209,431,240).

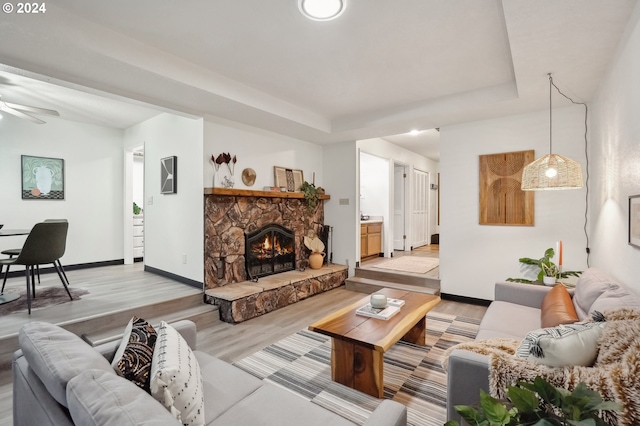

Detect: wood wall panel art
479,150,534,226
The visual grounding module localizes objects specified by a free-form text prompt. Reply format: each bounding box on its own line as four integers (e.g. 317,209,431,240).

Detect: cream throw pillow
150,321,205,425
515,321,606,367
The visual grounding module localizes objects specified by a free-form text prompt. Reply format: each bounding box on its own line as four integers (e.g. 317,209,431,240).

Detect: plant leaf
507,386,539,413
454,405,482,424
479,390,511,425
544,248,555,259
505,278,534,284
533,419,562,426
567,419,596,426
529,377,565,408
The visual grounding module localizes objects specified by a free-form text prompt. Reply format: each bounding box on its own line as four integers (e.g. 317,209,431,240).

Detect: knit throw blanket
443,309,640,426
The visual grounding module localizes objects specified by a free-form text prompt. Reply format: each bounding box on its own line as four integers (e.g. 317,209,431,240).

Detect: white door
393,165,405,250
412,169,429,248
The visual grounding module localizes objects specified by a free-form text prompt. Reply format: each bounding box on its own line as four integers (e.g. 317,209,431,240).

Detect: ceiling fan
0,95,60,124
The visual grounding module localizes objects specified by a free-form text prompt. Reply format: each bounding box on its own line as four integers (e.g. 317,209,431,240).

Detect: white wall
0,116,124,265
357,138,439,255
440,106,589,300
589,5,640,292
125,114,204,283
323,141,358,274
203,117,323,190
360,152,390,234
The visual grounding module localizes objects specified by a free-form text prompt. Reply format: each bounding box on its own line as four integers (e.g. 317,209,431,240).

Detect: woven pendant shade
521,153,583,190
521,74,585,191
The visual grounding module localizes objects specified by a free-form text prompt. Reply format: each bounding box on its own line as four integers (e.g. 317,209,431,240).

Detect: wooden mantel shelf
204,187,330,200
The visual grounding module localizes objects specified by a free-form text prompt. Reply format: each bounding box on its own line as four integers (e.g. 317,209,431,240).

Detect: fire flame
251,234,292,260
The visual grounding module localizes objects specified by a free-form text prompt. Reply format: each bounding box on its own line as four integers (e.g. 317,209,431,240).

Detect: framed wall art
21,155,65,200
629,195,640,248
479,150,534,226
161,156,177,194
274,166,303,192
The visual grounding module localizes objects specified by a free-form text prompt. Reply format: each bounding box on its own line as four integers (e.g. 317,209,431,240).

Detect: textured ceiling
0,0,636,159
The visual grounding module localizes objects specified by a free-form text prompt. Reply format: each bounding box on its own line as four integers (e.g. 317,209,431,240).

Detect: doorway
124,145,145,265
393,163,406,251
412,168,430,248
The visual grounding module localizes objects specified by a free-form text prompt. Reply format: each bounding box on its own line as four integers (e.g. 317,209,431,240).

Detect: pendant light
521,74,584,190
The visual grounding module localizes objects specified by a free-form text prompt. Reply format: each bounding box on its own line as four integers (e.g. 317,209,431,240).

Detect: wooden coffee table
308,288,440,398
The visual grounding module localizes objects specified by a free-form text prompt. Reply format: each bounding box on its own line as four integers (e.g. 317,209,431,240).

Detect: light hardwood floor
0,262,202,339
0,261,485,425
361,244,440,280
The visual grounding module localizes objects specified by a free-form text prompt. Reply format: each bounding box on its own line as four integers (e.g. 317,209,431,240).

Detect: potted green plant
445,376,619,426
541,262,560,285
299,181,324,211
506,248,581,285
304,235,325,269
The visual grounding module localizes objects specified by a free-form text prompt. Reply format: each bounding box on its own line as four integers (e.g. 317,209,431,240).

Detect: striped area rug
233,312,480,426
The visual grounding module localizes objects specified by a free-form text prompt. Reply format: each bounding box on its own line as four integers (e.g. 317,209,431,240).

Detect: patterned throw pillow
111,317,158,392
515,321,606,367
150,321,205,426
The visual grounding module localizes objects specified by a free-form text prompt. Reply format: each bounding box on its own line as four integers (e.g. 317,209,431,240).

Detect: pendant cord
548,74,591,267
548,73,553,155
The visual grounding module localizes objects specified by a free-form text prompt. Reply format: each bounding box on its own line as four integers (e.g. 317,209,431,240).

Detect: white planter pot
543,276,557,286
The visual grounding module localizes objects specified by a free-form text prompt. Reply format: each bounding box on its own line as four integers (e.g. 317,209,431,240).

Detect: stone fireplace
204,188,325,289
204,188,348,323
245,223,295,280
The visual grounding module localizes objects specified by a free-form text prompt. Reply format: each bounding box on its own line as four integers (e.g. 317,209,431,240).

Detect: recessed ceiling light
409,129,422,136
299,0,346,21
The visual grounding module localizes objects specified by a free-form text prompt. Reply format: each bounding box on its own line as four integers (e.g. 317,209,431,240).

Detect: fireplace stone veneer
204,189,325,290
204,188,342,323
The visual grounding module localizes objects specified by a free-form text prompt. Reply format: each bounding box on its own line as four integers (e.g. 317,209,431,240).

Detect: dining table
0,229,30,237
0,228,31,305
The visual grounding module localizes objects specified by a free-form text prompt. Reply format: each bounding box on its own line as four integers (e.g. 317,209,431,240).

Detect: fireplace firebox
245,224,295,279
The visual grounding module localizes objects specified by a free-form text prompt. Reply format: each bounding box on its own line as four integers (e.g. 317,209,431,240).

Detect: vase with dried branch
211,153,237,188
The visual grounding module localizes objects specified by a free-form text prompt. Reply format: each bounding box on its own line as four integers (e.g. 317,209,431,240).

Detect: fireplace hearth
245,223,295,279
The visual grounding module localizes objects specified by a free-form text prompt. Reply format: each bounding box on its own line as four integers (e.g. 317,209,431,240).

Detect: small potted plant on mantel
304,234,325,269
299,181,324,211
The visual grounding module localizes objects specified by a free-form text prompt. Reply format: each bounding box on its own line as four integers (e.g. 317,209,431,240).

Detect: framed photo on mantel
274,166,303,192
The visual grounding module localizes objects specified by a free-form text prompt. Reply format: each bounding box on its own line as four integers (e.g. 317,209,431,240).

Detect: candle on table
559,240,563,267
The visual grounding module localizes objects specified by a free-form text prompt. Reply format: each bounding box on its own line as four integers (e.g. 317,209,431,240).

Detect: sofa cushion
111,316,157,392
150,321,205,425
515,321,605,367
476,301,541,340
540,285,578,328
589,287,640,316
18,321,113,407
66,369,179,425
196,352,263,424
573,268,619,320
209,383,355,426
